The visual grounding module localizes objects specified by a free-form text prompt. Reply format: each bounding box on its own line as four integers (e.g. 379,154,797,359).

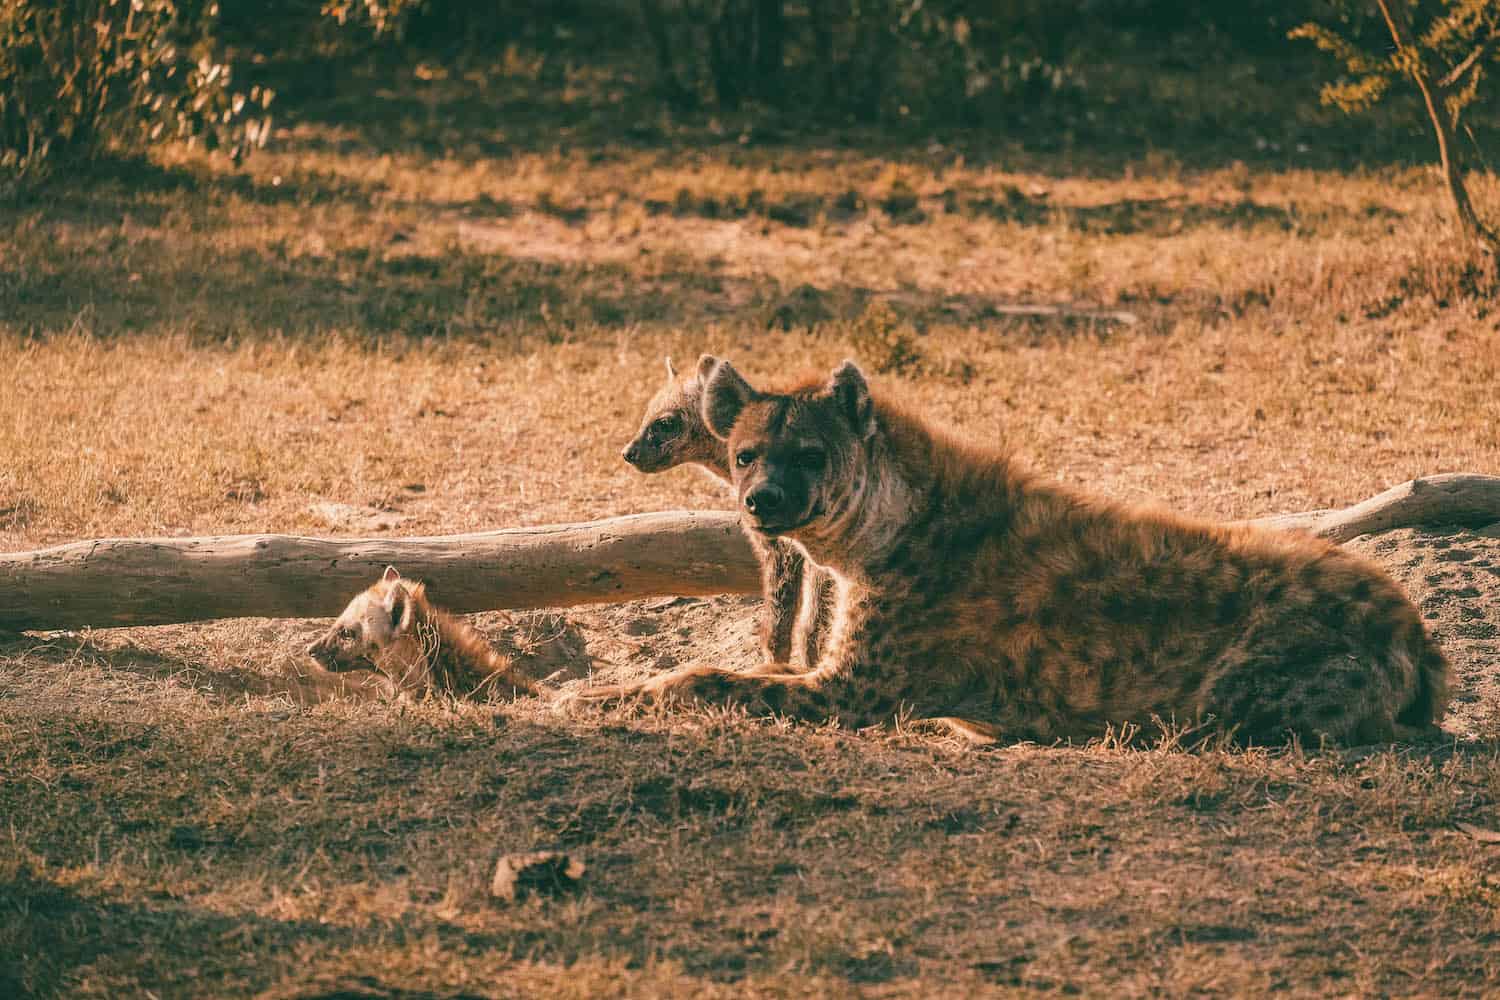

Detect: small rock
491,851,585,902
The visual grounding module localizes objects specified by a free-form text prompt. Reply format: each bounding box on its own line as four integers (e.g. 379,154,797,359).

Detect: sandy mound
1346,523,1500,739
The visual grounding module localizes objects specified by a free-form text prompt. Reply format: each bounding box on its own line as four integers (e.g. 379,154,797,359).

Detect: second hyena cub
307,566,534,700
623,356,835,669
582,359,1448,746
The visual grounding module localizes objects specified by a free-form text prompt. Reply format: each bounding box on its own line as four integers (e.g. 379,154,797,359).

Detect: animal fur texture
622,355,833,668
307,566,533,699
580,359,1449,746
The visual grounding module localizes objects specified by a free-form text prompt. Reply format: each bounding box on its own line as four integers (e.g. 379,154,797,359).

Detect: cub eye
338,627,357,641
654,414,682,436
735,450,757,468
796,449,826,469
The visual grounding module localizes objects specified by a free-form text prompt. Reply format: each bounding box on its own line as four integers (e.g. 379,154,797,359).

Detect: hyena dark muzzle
731,441,830,535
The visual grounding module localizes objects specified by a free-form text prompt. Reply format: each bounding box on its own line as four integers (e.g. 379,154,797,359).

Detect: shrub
0,0,271,176
1292,0,1500,251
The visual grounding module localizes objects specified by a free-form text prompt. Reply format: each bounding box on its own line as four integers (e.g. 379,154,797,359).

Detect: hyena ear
382,584,413,633
829,360,875,439
695,353,720,381
382,565,401,584
664,356,677,381
701,358,753,440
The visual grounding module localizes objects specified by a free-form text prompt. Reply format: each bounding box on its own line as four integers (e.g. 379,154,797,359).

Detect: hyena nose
745,485,785,516
622,442,642,466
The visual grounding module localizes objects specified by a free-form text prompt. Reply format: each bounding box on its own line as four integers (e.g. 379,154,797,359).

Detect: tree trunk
639,0,693,107
1374,0,1496,252
3,475,1498,632
753,0,784,100
806,0,837,104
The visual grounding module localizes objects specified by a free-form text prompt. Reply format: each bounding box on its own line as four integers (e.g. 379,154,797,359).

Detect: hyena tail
1394,642,1451,737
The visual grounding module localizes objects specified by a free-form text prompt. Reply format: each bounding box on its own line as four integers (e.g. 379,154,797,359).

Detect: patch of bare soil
1348,523,1500,740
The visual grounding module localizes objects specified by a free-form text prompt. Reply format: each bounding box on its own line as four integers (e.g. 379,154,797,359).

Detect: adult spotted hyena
622,356,834,669
307,566,534,700
580,359,1448,746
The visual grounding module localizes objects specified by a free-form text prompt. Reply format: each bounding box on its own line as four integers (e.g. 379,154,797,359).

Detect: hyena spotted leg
796,565,839,670
1206,649,1414,746
748,533,806,665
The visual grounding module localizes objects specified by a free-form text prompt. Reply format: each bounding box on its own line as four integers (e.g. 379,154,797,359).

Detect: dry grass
4,38,1500,999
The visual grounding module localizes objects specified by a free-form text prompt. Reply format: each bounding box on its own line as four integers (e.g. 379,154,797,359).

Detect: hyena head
306,566,421,673
621,356,727,474
701,358,877,541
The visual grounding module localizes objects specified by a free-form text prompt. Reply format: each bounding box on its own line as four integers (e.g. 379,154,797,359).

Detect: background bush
0,0,271,175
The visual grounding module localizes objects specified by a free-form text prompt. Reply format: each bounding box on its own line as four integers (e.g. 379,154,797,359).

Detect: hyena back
583,359,1447,746
622,355,831,668
307,566,534,699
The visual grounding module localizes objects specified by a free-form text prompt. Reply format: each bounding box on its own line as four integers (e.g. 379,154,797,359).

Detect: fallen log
1236,473,1500,543
1,474,1497,632
0,511,759,632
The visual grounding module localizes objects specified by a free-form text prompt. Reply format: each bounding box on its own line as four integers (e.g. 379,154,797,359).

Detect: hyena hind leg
1209,653,1410,747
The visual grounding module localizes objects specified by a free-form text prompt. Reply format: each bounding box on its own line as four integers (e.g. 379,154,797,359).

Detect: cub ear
382,565,401,583
664,355,677,380
701,358,754,440
382,584,413,633
829,360,875,439
695,353,721,381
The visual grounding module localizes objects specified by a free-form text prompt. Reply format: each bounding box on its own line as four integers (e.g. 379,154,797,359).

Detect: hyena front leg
747,533,806,665
796,564,838,669
569,599,913,728
570,663,838,721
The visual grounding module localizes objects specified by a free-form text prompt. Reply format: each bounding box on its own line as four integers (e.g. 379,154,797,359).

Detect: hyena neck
792,431,914,575
694,453,732,483
795,402,1028,578
411,602,526,695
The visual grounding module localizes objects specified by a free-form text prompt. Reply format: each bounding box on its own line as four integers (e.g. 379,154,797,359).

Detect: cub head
621,355,725,474
701,358,876,539
306,565,421,673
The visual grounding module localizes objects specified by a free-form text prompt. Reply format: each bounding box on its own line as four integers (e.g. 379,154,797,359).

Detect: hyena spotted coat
307,566,534,700
622,355,835,669
581,359,1448,746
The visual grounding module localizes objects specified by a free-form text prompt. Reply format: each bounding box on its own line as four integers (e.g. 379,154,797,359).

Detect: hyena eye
735,449,757,468
796,449,826,470
654,414,682,437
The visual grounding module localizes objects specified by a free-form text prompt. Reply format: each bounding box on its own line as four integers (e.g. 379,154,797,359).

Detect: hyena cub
623,355,835,669
581,359,1448,746
307,566,534,700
